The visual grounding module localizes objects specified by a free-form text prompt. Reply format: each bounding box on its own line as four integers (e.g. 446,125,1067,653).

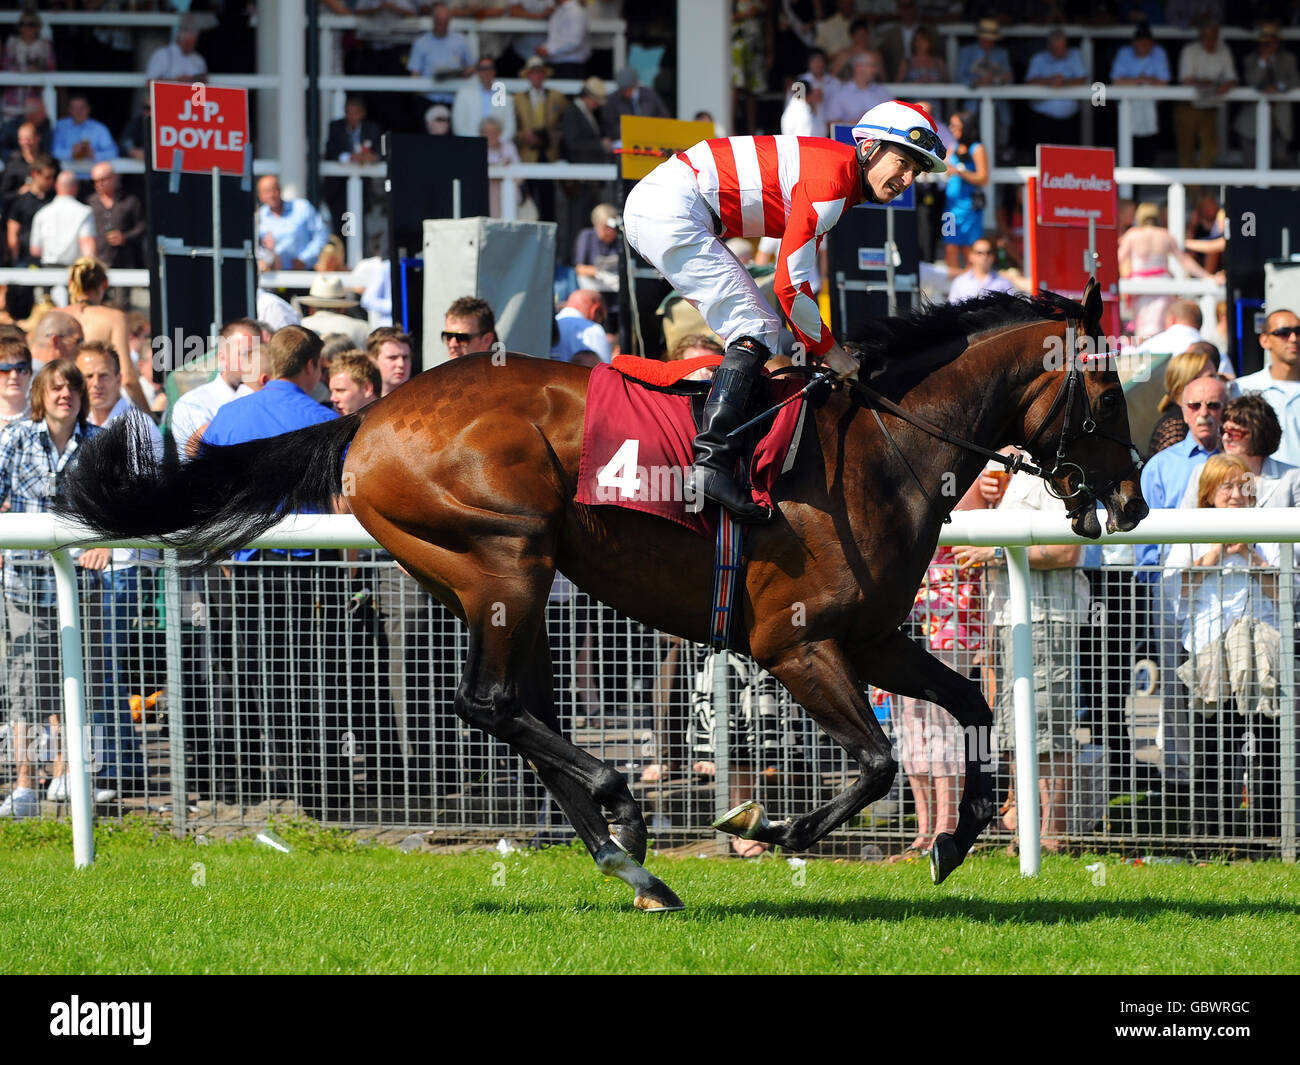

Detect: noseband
1020,328,1144,519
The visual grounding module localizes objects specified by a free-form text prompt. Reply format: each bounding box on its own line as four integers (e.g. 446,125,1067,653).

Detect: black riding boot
688,336,773,524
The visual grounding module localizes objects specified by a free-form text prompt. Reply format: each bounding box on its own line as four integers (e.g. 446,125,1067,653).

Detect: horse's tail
54,411,366,556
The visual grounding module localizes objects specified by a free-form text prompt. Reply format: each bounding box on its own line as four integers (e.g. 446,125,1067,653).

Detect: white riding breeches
623,156,781,352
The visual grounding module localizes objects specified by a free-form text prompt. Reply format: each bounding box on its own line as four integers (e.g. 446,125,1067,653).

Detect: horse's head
1017,279,1148,539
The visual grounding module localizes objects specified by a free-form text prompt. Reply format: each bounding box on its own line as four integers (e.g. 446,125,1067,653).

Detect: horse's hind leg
715,638,900,852
854,629,996,884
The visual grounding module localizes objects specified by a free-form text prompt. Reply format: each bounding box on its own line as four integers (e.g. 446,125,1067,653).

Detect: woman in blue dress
943,110,989,277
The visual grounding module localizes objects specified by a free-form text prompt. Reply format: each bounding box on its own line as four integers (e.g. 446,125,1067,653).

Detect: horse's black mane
848,290,1084,360
838,290,1086,396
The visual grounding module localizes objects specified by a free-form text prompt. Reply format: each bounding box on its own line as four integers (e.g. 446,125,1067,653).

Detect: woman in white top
1165,455,1280,658
1164,454,1288,836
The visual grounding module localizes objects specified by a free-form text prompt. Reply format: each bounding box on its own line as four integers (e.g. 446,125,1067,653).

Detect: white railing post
1117,98,1133,200
1280,544,1296,862
1167,182,1186,251
1256,98,1272,173
712,649,730,855
1080,38,1095,148
1005,545,1041,877
346,172,364,264
51,549,94,869
980,96,997,232
500,172,518,221
163,550,188,838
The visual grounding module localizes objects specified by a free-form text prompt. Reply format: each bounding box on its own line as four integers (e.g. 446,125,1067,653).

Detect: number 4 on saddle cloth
575,355,808,538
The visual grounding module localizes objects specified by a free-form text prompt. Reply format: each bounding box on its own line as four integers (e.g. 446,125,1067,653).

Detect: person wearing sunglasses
1233,309,1300,467
1177,392,1300,509
947,237,1015,304
622,99,946,522
0,335,32,429
440,296,497,363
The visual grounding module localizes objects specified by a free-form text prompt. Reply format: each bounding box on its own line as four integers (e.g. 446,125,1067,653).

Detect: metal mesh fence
1,549,1296,856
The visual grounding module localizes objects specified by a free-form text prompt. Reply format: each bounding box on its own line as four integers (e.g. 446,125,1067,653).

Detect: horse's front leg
853,629,997,884
714,637,899,853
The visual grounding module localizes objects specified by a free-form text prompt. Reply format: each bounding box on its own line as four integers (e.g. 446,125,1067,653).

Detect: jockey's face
861,143,924,202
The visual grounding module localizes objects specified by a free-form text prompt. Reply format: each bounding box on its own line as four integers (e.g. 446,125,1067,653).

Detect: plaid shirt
0,417,101,606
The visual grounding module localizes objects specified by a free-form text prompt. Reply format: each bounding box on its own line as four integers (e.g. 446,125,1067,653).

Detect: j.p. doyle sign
150,81,249,174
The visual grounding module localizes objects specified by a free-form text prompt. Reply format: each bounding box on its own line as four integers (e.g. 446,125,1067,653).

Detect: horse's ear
1082,276,1103,331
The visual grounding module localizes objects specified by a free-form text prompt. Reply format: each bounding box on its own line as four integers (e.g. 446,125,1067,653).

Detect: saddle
610,354,732,433
575,359,805,536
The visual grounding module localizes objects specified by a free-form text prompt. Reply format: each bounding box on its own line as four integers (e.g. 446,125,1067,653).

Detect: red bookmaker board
151,81,249,175
1028,146,1121,339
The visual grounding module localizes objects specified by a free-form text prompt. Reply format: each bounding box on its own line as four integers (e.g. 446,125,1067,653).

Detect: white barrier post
501,172,519,222
1280,545,1297,863
980,96,997,232
1256,99,1271,173
1005,545,1040,876
1167,182,1186,251
51,549,94,869
712,650,730,854
1117,99,1133,200
346,171,364,264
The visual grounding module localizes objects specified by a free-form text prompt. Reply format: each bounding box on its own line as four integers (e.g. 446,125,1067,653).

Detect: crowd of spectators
3,3,1300,845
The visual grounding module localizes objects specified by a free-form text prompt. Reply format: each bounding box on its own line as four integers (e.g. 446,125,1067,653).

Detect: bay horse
57,281,1147,911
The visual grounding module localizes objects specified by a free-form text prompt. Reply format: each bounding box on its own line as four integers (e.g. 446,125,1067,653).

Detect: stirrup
690,466,773,524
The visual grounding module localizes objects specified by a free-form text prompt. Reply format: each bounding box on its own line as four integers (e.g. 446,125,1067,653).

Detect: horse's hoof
634,878,685,913
713,799,767,839
929,833,962,885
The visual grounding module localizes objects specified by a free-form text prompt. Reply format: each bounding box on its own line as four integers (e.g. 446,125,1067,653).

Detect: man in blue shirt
1109,24,1172,165
50,96,119,180
1025,30,1089,147
1233,309,1300,467
202,326,350,817
1137,372,1225,792
407,1,475,107
255,175,330,271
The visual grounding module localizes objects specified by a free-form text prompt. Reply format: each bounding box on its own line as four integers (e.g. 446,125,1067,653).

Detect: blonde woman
64,257,147,412
1164,454,1288,835
1148,346,1218,456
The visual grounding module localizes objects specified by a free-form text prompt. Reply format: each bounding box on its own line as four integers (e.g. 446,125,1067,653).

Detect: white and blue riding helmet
851,99,948,174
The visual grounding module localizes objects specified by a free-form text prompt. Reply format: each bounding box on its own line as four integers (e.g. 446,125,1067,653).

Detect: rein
767,318,1144,518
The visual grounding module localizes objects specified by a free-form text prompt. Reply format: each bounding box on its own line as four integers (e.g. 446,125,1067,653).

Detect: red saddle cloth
575,357,807,536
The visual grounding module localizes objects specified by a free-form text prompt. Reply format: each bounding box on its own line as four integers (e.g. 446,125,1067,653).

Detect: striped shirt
0,417,101,605
677,135,864,356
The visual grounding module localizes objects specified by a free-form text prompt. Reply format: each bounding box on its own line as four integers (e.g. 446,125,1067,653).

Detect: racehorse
57,280,1147,911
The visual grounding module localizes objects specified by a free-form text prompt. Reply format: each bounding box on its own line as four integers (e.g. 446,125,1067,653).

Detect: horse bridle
1018,326,1145,520
801,318,1144,521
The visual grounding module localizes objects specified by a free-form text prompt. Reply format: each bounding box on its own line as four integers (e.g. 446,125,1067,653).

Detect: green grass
3,818,1299,974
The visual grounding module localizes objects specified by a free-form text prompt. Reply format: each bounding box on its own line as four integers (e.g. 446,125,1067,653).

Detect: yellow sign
619,116,715,180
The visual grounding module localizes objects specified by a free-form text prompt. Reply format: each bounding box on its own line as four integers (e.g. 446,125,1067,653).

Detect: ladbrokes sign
1036,145,1116,228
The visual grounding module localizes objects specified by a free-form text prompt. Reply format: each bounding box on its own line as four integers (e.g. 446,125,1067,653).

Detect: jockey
623,99,947,523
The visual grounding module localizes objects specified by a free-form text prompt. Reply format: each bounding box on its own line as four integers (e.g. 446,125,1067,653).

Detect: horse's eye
1096,390,1119,416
